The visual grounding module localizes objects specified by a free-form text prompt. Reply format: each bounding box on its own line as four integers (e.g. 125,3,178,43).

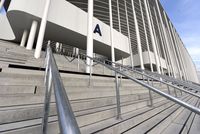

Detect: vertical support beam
0,0,5,11
172,26,187,80
115,72,122,119
153,8,170,75
131,0,144,70
34,0,51,58
125,0,134,68
86,0,94,73
20,30,28,47
154,0,175,77
165,15,182,79
148,8,163,75
26,20,38,50
109,0,115,64
144,0,161,74
139,0,153,72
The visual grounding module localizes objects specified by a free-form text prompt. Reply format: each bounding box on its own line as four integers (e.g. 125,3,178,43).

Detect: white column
155,0,175,77
26,20,38,50
20,30,28,47
34,0,51,58
153,7,170,75
109,0,115,64
166,18,182,79
125,0,134,68
86,0,94,73
139,0,153,72
56,42,60,52
144,0,161,74
0,0,5,11
131,0,144,70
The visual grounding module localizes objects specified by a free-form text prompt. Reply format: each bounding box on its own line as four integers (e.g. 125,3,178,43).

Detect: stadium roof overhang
6,0,130,60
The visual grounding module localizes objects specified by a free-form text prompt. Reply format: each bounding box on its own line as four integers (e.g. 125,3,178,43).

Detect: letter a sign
94,24,102,36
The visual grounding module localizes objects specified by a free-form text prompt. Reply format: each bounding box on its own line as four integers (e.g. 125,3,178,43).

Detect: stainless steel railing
76,53,200,116
42,44,80,134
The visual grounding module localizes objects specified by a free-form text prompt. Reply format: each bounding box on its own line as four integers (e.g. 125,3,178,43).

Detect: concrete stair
0,40,200,134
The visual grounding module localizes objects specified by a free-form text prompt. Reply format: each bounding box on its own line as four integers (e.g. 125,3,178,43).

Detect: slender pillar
125,0,134,68
153,7,170,75
165,16,182,79
26,21,38,50
159,22,172,76
131,0,144,70
0,0,5,11
149,7,163,74
34,0,51,58
144,0,161,74
20,30,28,47
109,0,115,64
139,0,153,72
175,32,187,80
155,0,175,77
86,0,94,73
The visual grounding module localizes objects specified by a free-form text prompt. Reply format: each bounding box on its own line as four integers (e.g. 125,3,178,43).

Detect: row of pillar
19,0,51,59
86,0,186,77
17,0,188,80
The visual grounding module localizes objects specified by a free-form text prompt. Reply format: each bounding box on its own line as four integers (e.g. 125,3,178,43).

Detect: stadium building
0,0,200,133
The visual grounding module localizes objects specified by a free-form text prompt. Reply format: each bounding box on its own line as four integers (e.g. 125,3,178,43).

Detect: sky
160,0,200,69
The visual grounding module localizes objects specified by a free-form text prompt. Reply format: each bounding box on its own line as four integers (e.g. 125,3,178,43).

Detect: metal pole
148,90,153,107
89,59,92,86
174,87,177,97
42,61,53,134
115,72,122,119
120,66,122,87
167,85,171,94
77,54,80,71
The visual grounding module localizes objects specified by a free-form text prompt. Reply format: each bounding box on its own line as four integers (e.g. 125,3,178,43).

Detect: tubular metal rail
76,53,200,117
142,69,200,92
42,44,81,134
42,44,200,134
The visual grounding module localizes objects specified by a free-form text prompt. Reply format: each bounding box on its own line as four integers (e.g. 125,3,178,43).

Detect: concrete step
81,95,192,134
123,96,198,134
0,95,169,134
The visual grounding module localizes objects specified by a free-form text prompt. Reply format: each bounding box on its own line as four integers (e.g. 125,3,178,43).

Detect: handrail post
148,90,153,107
120,66,122,87
42,58,53,134
167,85,171,94
77,54,80,71
174,87,178,97
89,59,92,87
115,72,122,120
147,78,153,106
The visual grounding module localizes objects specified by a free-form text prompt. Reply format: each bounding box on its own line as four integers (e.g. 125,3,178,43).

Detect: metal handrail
77,53,200,115
98,58,200,98
42,44,80,134
143,70,200,91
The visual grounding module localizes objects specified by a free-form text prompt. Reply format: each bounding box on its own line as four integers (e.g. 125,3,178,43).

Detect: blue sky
160,0,200,69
